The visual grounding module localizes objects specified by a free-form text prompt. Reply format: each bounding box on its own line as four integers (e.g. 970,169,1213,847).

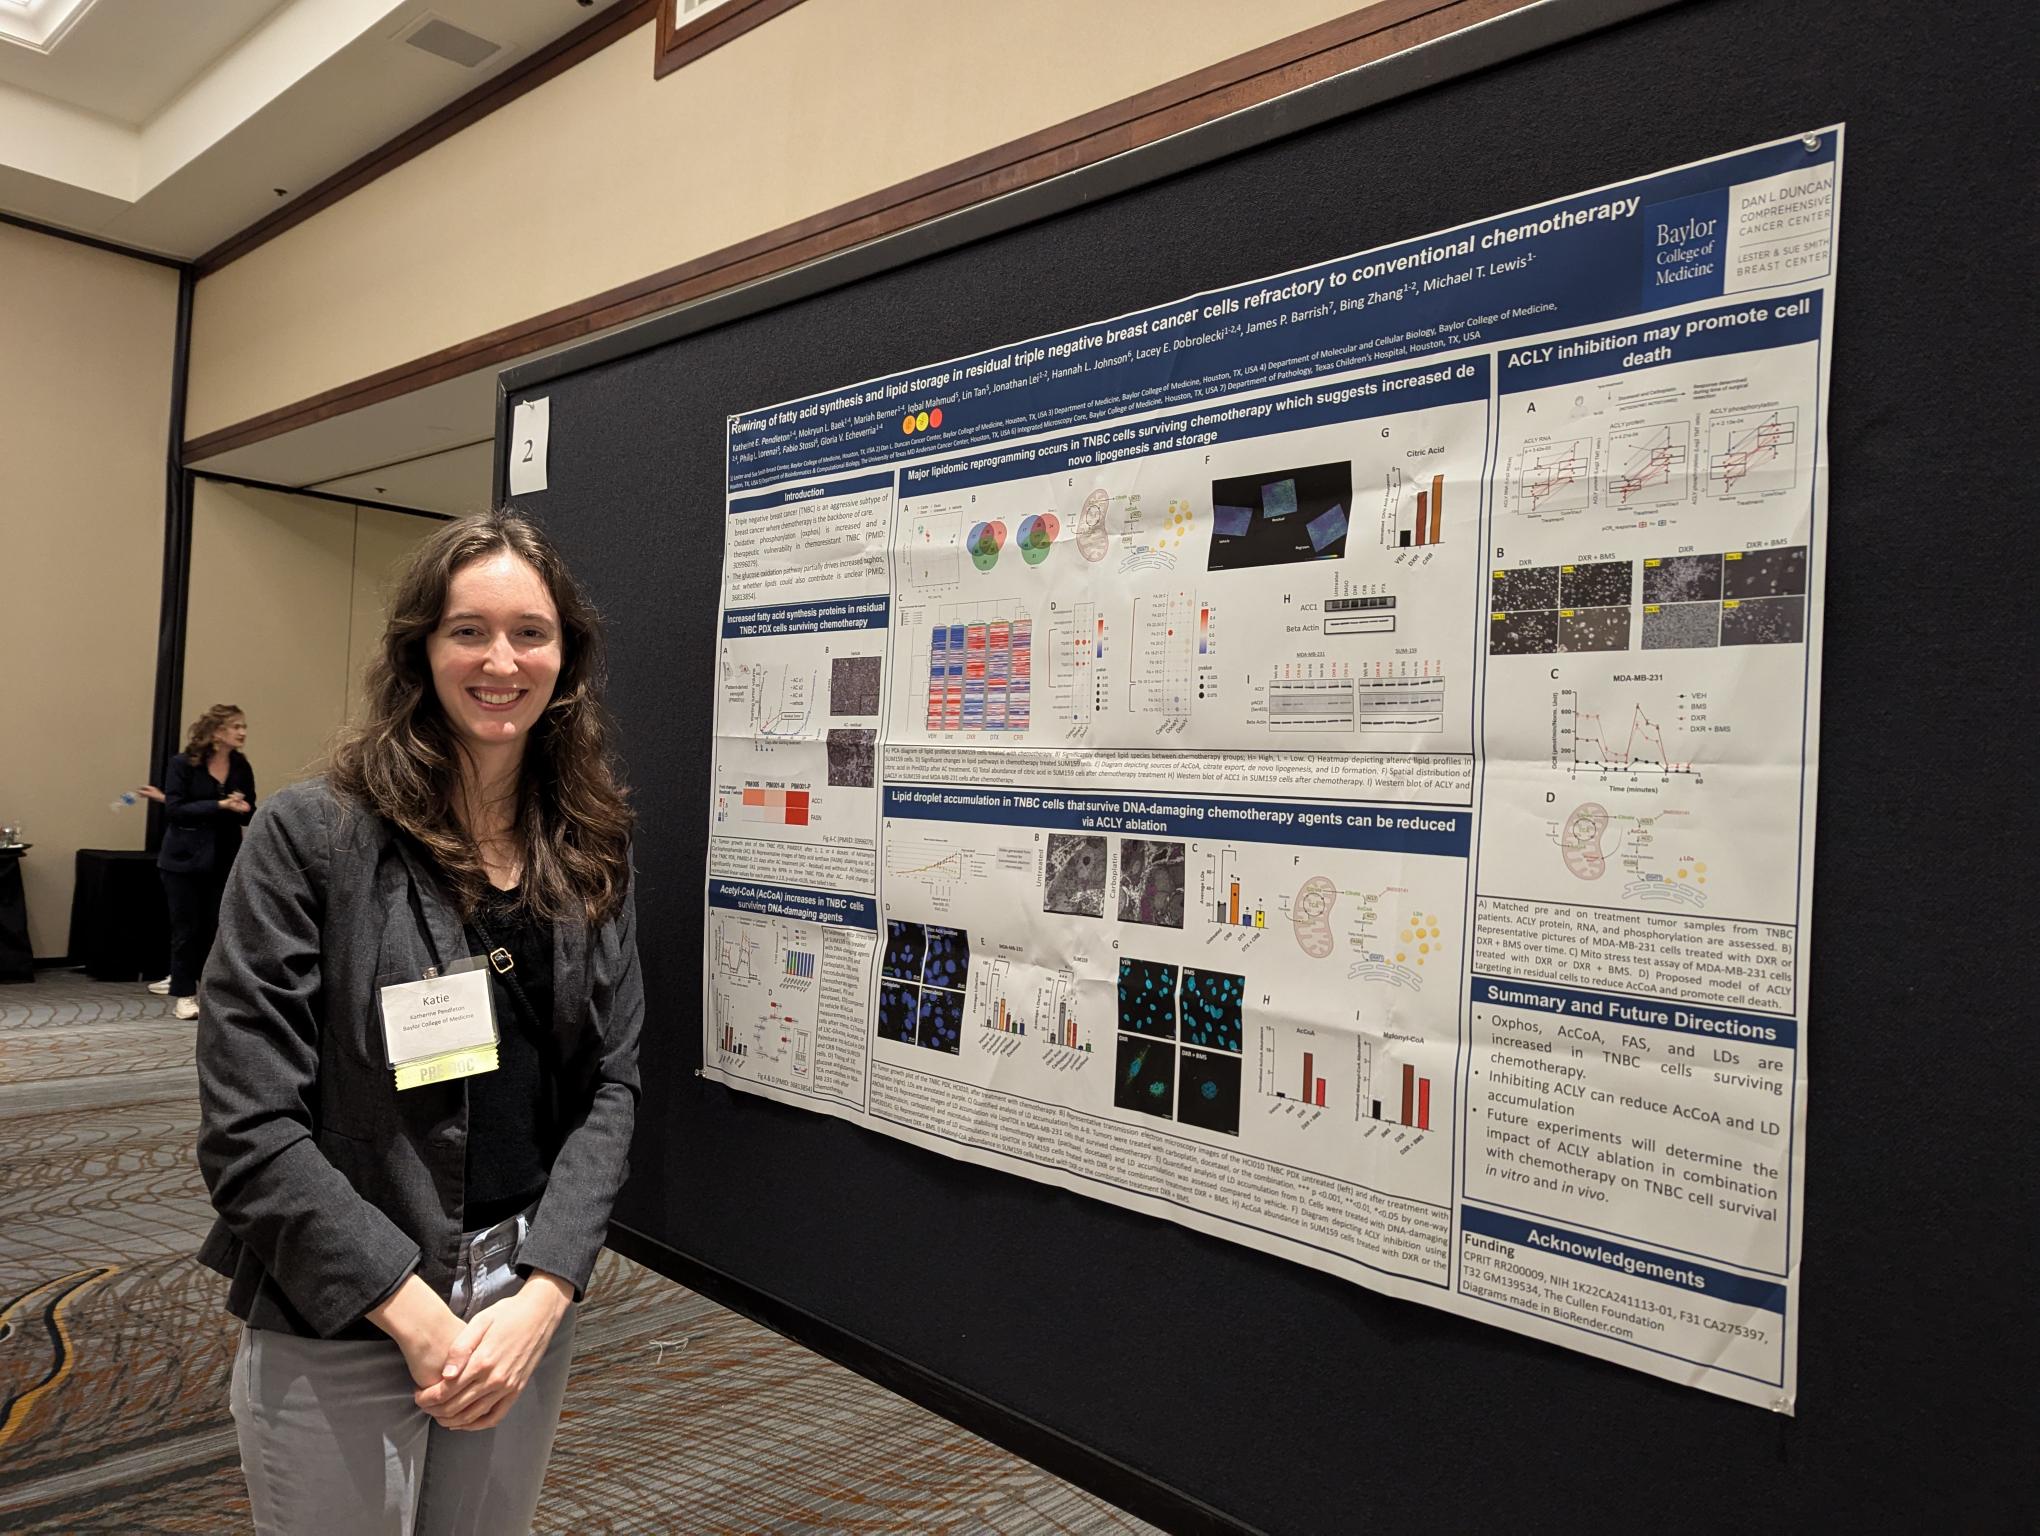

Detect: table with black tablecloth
0,848,32,983
66,849,169,982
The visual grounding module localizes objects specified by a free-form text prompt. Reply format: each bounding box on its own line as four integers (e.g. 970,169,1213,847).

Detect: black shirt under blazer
156,750,256,875
194,778,643,1339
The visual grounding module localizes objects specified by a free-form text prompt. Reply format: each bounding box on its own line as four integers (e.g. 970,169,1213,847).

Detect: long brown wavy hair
182,704,244,763
327,510,634,925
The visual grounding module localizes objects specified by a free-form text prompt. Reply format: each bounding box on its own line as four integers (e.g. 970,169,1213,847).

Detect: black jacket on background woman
157,750,256,876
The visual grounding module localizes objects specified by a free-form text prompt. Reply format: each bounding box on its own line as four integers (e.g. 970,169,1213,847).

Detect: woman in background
157,705,254,1021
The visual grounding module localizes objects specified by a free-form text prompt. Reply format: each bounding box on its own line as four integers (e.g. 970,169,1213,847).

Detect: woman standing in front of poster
194,511,642,1533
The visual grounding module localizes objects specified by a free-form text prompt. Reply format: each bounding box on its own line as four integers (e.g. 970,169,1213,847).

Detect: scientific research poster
702,129,1838,1408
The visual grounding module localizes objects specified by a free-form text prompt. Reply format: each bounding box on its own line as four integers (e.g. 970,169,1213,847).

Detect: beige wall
183,482,437,815
187,0,1371,438
0,221,179,958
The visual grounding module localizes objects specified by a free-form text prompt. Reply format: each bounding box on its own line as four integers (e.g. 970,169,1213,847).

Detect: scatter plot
1721,595,1806,646
1114,1034,1176,1119
1176,1047,1242,1136
825,727,875,787
882,920,927,982
878,982,918,1043
1117,839,1186,928
1179,968,1245,1052
915,986,964,1053
1043,833,1109,918
829,655,883,716
1117,957,1179,1040
921,926,971,989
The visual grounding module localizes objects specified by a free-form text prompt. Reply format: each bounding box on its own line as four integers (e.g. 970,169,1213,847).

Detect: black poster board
499,1,2031,1526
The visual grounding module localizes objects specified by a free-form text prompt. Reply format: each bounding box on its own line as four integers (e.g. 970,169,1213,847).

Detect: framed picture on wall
655,0,811,78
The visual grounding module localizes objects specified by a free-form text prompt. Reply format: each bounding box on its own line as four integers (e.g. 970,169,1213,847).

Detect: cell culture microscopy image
1723,544,1807,599
1177,1047,1242,1136
1490,609,1559,655
1721,594,1806,646
877,982,919,1044
1560,559,1632,609
1642,602,1720,650
825,727,875,787
882,920,927,982
1206,461,1352,570
829,654,883,716
1117,839,1186,928
1117,957,1180,1039
1490,565,1560,611
921,926,971,989
1559,605,1633,652
1114,1034,1176,1119
1043,833,1109,917
1179,967,1245,1052
915,986,964,1053
1642,553,1723,604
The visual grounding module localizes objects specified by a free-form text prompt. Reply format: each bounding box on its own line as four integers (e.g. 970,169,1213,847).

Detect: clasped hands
370,1271,572,1432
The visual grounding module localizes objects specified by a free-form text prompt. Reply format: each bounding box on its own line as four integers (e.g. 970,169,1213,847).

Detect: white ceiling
0,0,616,258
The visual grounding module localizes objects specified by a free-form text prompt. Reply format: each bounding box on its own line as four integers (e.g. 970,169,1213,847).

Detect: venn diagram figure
969,513,1062,571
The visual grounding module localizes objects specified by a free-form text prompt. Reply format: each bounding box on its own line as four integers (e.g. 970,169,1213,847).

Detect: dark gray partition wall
499,1,2030,1528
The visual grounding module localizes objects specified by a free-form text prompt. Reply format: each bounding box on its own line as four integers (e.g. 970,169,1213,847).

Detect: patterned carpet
0,972,1159,1534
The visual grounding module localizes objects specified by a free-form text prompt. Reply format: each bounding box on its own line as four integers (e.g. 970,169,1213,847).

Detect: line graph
1553,688,1710,780
1707,407,1799,498
1608,421,1691,508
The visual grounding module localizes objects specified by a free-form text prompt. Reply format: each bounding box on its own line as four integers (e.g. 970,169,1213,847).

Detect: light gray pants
229,1208,578,1535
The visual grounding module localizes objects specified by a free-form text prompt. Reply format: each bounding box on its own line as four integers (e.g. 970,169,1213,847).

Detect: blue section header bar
708,878,877,930
1499,292,1822,392
899,358,1487,497
722,594,890,639
728,470,894,515
728,131,1838,491
1461,1206,1787,1313
886,784,1469,856
1470,975,1795,1049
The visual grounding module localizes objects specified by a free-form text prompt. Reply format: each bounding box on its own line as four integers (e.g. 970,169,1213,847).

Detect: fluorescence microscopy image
1721,594,1806,646
1560,559,1632,609
882,920,927,982
877,982,918,1044
829,654,883,716
1176,1047,1242,1136
1559,605,1633,653
1117,957,1179,1040
1642,553,1723,604
915,986,964,1053
1724,544,1807,599
1642,601,1720,650
1043,833,1109,918
1114,1033,1176,1119
1490,608,1559,655
1179,967,1244,1052
1490,565,1560,611
1117,839,1186,928
921,926,971,989
825,727,875,787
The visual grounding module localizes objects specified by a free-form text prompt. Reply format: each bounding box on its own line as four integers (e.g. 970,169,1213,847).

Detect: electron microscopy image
825,727,875,788
829,654,883,716
1723,545,1807,599
1114,1033,1175,1119
1176,1047,1242,1136
1117,957,1179,1039
1721,594,1806,646
1560,559,1633,609
1642,553,1723,604
1490,565,1560,611
1642,602,1721,650
1117,839,1186,928
1559,605,1633,653
1179,968,1245,1052
1043,833,1109,918
1490,609,1559,655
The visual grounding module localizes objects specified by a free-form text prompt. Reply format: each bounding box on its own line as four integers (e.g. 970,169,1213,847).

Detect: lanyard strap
469,907,549,1042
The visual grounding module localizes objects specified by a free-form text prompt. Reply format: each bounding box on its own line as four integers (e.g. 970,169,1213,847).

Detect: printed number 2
521,439,535,462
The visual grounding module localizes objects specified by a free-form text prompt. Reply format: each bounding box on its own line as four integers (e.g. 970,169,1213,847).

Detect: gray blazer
194,778,642,1339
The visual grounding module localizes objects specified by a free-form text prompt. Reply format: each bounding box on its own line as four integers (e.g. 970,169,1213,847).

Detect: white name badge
378,964,499,1090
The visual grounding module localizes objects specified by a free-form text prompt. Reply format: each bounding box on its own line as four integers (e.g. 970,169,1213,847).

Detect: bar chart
1201,847,1267,929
